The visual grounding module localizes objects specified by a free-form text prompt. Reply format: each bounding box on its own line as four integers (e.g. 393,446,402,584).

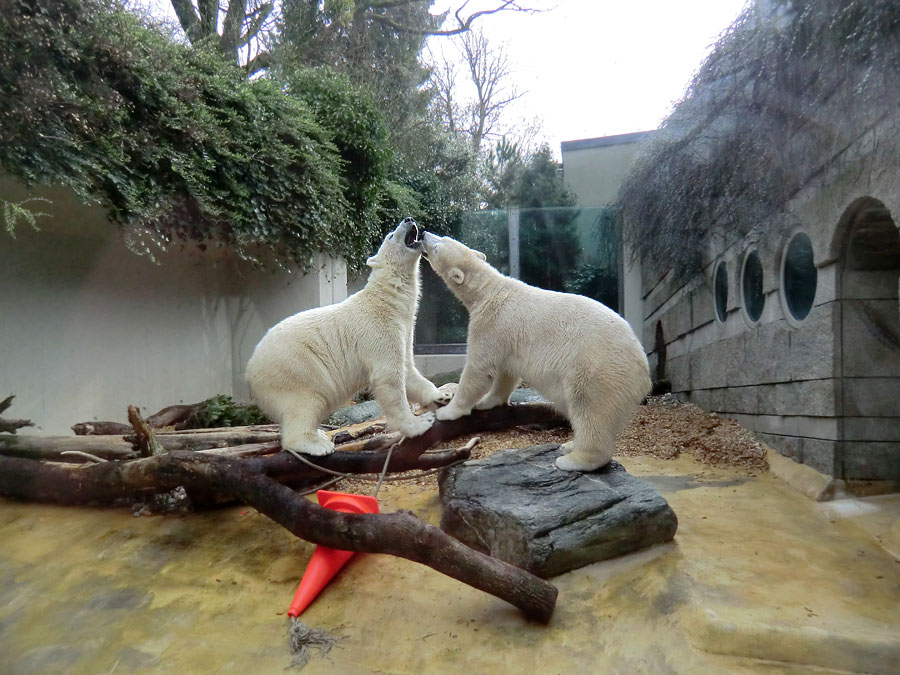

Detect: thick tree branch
369,1,539,37
0,451,558,621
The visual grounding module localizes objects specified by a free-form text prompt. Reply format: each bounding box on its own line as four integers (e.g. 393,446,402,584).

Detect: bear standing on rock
245,218,446,458
421,232,650,472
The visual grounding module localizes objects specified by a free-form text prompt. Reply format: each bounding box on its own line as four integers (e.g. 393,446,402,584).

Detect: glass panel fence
415,206,618,352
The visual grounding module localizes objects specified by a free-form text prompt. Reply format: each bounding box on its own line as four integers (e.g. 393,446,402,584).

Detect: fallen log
71,421,133,436
328,419,387,444
72,402,206,435
0,403,565,469
0,451,557,622
0,435,139,462
153,423,280,436
146,402,203,428
130,428,280,452
199,440,282,458
0,395,34,434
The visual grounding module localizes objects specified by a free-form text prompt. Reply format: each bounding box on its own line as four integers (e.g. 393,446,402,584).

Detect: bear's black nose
401,217,416,225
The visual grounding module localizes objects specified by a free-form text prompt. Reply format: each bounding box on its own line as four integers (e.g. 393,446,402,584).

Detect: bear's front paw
422,387,454,409
400,411,435,438
435,404,465,422
416,383,456,412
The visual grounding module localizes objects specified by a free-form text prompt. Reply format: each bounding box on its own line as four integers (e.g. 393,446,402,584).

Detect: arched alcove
834,197,900,480
654,320,667,382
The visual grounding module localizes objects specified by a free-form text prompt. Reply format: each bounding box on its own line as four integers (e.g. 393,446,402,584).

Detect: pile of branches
0,398,568,622
618,0,900,282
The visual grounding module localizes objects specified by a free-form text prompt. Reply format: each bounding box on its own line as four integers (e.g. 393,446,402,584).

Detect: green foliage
285,67,394,261
0,0,392,271
493,144,580,293
2,197,51,238
188,395,271,428
277,0,438,144
274,0,483,238
617,0,900,281
564,263,618,309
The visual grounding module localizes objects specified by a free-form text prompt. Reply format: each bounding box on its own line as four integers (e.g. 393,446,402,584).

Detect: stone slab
438,444,678,578
325,400,382,427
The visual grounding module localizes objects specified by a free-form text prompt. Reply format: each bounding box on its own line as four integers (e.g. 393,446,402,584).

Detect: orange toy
287,490,380,617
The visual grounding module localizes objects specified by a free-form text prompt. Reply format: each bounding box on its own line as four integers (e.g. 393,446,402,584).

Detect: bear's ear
473,249,487,261
448,267,465,285
366,254,381,269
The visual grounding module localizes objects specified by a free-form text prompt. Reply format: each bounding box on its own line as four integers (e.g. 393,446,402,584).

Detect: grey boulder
439,443,678,578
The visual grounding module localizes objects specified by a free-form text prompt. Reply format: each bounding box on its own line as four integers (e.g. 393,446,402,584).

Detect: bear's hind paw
555,450,607,472
282,432,335,459
400,411,436,438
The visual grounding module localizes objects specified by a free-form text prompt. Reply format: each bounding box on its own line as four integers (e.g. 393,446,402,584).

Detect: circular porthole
714,260,728,323
741,249,765,325
781,232,817,323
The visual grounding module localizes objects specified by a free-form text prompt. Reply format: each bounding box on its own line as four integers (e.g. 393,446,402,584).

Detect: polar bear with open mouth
421,232,650,472
246,218,445,458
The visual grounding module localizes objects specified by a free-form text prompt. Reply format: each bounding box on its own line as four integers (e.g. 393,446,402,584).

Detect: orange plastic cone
287,490,380,617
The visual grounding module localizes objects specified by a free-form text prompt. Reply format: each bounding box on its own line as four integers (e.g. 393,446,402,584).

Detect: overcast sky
431,0,749,153
146,0,749,154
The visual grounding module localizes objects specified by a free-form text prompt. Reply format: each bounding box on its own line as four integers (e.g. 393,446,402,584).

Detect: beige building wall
561,131,655,344
0,178,347,434
561,131,654,207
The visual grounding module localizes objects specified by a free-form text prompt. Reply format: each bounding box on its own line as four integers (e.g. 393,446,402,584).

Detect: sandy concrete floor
1,454,898,674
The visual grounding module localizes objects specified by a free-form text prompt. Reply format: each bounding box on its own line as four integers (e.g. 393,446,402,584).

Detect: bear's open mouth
404,221,421,249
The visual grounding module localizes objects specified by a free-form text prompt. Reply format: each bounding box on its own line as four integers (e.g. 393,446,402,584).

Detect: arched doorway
835,197,900,480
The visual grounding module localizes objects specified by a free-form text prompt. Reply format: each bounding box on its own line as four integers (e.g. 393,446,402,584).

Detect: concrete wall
0,178,347,434
642,140,900,481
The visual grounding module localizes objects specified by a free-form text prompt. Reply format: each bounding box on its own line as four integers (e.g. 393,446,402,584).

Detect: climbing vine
0,0,394,271
617,0,900,281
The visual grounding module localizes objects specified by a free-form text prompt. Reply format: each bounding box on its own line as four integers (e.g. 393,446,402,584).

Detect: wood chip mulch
343,394,768,496
618,394,769,472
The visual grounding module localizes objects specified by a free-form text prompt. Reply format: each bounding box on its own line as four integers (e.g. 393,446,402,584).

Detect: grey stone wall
642,163,899,481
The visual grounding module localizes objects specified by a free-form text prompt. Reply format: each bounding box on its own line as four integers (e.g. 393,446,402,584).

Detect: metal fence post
508,206,520,279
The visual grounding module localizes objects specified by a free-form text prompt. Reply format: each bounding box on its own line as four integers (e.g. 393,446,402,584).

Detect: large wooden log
133,428,281,452
0,451,557,622
0,435,139,462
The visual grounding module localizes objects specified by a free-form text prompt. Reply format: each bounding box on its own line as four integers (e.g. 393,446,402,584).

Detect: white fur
246,220,445,457
422,232,651,472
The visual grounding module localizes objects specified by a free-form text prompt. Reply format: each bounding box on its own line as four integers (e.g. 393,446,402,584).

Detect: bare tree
428,28,525,152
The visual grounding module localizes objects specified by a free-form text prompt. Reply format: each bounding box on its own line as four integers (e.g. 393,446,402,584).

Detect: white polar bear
245,218,446,457
421,232,651,472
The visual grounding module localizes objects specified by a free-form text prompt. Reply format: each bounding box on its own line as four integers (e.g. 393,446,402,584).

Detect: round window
742,250,765,324
714,261,728,323
782,232,817,322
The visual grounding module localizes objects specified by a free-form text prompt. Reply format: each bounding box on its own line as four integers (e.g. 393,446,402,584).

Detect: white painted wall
0,178,347,434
